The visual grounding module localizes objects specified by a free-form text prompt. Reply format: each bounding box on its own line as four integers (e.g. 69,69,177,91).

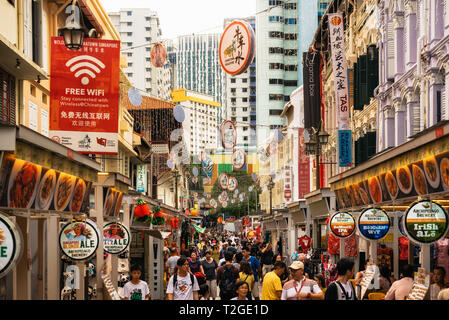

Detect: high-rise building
255,0,321,145
108,8,171,100
222,17,257,154
176,34,224,111
318,0,331,22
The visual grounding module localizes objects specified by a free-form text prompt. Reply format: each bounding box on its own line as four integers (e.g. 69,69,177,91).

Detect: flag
193,224,206,234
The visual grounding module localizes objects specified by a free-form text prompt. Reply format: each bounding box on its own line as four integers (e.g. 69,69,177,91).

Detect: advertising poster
0,154,91,213
59,219,100,260
302,51,321,130
103,222,130,254
49,37,120,154
403,201,449,245
329,212,356,238
358,208,391,240
0,213,22,278
103,187,123,218
298,129,310,198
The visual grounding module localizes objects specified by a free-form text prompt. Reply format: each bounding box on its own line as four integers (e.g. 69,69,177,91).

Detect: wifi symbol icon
66,55,106,85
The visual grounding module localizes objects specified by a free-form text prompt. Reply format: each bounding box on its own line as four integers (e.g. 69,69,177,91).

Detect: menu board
406,268,430,300
329,212,356,238
404,201,449,245
358,208,391,240
0,154,91,213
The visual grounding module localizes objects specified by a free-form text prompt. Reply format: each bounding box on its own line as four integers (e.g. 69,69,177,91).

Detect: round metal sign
59,219,100,260
231,149,246,170
219,20,255,76
151,43,166,68
0,213,23,278
329,212,356,238
403,200,449,245
219,173,229,190
358,208,391,241
220,121,237,150
103,222,131,254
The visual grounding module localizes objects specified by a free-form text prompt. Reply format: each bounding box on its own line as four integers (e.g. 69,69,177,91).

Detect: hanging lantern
134,199,151,223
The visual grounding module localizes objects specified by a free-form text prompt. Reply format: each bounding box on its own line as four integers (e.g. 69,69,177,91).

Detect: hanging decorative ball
151,43,166,68
173,105,185,123
128,87,142,107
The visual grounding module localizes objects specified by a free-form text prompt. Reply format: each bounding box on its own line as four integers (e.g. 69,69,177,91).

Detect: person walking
188,252,205,274
384,264,414,300
231,281,250,300
122,265,150,300
281,261,324,300
217,251,239,300
426,267,448,300
242,246,262,300
166,257,200,300
166,247,180,276
219,242,228,260
261,242,274,277
324,258,357,300
238,260,255,300
201,251,218,300
261,261,287,300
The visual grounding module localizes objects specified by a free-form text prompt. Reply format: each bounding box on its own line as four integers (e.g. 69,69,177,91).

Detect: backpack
173,273,195,290
194,272,206,286
220,265,236,296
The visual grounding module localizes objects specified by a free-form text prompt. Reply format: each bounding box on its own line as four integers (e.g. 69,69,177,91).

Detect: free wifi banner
50,37,120,154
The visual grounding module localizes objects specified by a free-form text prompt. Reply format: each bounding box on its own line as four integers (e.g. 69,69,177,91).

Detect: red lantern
134,200,150,218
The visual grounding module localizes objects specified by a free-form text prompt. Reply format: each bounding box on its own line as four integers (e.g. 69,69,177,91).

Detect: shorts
206,279,217,299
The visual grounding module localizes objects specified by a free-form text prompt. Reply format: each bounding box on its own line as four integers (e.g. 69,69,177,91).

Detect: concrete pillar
393,12,405,78
394,100,406,146
369,241,378,265
421,245,431,273
383,106,395,148
75,261,85,300
340,238,345,259
94,185,104,300
430,0,444,46
405,0,417,67
406,92,419,140
15,216,31,300
428,71,444,128
393,212,400,280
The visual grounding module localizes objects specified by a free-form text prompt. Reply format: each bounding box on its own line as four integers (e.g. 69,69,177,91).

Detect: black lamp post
305,121,329,191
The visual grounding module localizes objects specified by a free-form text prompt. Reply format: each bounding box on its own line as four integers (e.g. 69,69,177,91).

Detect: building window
128,42,133,47
244,136,248,141
231,117,236,122
42,93,47,104
269,16,284,23
284,49,297,56
231,88,236,93
128,62,133,67
127,73,133,77
30,85,36,97
269,63,284,70
127,22,132,26
269,0,284,5
269,94,284,101
127,32,132,36
231,98,236,103
146,58,151,62
127,11,132,16
269,79,284,85
284,3,297,9
145,17,150,21
146,78,151,82
269,47,284,54
145,37,151,42
242,78,248,83
242,88,248,92
284,33,298,40
284,80,298,86
232,107,237,112
269,109,283,116
231,78,236,83
269,31,284,38
146,27,151,31
285,18,297,24
243,126,248,131
0,69,16,125
127,52,132,57
243,117,248,121
242,98,248,102
284,64,298,71
146,68,151,72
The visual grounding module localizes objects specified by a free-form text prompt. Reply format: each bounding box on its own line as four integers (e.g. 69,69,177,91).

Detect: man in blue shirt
242,246,262,300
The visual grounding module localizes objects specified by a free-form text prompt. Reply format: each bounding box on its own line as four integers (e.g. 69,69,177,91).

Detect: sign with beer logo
103,222,130,254
59,219,100,260
358,208,391,240
404,201,449,245
0,213,23,278
329,212,356,238
219,20,255,76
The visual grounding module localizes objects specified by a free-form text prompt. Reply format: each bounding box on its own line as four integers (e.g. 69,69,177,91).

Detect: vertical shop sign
302,52,321,130
136,165,147,193
298,129,310,198
338,130,352,167
283,165,292,202
49,37,120,154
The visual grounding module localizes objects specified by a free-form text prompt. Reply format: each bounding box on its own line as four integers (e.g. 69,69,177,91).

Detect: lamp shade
61,27,85,50
318,130,330,145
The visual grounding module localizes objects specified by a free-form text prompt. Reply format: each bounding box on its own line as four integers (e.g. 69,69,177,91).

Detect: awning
0,33,48,80
292,209,306,225
263,220,277,231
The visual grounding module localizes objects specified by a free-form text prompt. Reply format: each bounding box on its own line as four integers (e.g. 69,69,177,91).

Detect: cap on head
289,261,304,270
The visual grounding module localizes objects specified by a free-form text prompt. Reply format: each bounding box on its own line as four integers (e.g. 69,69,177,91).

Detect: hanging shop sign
219,20,255,76
358,208,391,241
219,173,229,190
227,177,238,192
103,222,130,254
298,129,310,198
329,212,356,238
403,201,449,245
0,213,23,278
136,165,148,193
220,121,237,150
49,37,120,154
231,149,246,170
59,219,100,260
151,43,166,68
283,165,292,202
0,155,92,213
302,52,321,130
338,130,352,167
103,187,124,217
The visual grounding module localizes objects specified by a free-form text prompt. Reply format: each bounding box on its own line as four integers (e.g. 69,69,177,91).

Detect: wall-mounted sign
50,37,120,154
403,201,449,245
338,130,352,167
103,187,123,217
151,43,166,68
59,219,100,260
220,121,237,150
283,165,292,202
0,155,91,213
358,208,391,240
231,149,246,170
302,52,321,130
103,222,130,254
298,129,310,198
219,20,255,76
329,212,356,238
136,165,147,193
0,213,23,278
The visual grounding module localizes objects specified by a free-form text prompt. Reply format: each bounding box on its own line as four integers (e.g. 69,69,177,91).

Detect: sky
102,0,257,40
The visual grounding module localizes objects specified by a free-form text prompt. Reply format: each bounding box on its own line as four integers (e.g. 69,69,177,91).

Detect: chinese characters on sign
283,165,292,202
338,130,352,167
298,129,310,198
136,165,148,193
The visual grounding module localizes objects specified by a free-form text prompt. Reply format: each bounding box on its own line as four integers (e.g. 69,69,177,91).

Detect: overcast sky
103,0,256,40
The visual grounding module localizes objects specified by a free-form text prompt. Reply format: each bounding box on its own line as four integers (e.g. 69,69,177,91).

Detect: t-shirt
261,271,283,300
202,259,218,280
261,250,274,265
166,255,180,274
188,259,202,274
281,279,322,300
244,256,261,281
239,272,255,292
123,280,150,300
166,274,200,300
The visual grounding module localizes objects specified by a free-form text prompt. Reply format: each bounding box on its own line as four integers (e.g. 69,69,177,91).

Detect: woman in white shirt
231,281,249,300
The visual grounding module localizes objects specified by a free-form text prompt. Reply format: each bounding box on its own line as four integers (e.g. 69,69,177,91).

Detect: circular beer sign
329,212,356,238
59,219,100,260
219,20,255,76
358,208,391,240
103,222,130,254
404,201,449,245
0,213,23,278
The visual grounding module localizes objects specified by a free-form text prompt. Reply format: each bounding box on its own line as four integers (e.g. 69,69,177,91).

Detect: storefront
329,124,449,280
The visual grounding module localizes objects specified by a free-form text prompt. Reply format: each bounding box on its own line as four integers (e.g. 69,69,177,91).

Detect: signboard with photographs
0,155,92,213
59,219,100,260
329,212,356,238
103,222,130,254
358,263,380,300
0,213,23,278
103,187,123,217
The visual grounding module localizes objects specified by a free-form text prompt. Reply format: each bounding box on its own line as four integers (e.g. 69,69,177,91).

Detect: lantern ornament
151,206,166,225
134,199,152,223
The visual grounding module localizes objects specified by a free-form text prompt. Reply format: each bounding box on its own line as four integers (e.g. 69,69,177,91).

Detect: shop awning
263,220,277,231
0,33,48,80
276,218,288,230
291,209,306,225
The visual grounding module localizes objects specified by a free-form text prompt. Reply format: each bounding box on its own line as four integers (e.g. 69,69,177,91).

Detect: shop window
354,45,379,110
355,132,376,166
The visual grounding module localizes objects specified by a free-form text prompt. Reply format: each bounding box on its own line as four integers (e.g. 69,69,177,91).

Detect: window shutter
355,138,361,165
367,46,379,100
359,55,369,106
23,0,33,58
361,135,368,163
354,61,361,110
367,131,377,159
386,20,395,80
413,104,420,135
42,10,48,72
442,88,448,120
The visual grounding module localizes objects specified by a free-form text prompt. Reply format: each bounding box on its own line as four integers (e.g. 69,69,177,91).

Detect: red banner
49,37,120,154
298,129,310,198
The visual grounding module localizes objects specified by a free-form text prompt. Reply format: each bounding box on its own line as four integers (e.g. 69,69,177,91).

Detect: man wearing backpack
216,251,239,300
166,257,200,300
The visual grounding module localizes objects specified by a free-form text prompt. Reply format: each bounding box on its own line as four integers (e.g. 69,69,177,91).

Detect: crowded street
0,0,449,307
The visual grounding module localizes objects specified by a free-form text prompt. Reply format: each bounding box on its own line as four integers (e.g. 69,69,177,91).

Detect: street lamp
267,177,275,215
171,169,181,210
305,121,329,191
58,1,87,50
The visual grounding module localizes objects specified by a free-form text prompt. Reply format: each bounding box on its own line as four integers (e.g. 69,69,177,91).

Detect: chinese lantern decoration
190,204,199,217
134,199,151,223
151,206,166,225
217,216,223,224
169,217,180,229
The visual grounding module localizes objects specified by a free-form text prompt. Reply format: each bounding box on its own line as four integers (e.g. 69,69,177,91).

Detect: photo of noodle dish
54,173,76,211
70,179,86,213
8,159,42,209
36,169,57,210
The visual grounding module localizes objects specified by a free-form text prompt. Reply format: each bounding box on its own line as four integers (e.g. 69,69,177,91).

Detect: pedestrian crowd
119,230,449,301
